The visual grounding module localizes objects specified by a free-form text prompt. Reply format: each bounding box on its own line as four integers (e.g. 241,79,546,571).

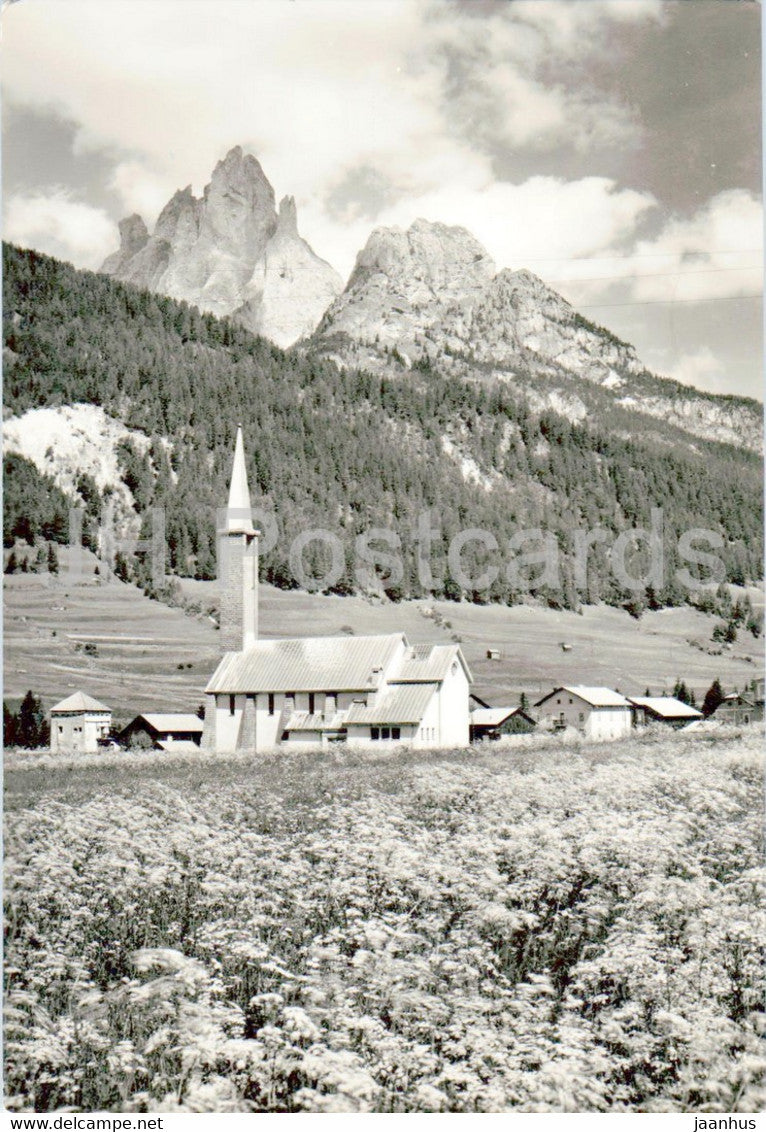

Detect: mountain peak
277,194,298,236
100,149,341,346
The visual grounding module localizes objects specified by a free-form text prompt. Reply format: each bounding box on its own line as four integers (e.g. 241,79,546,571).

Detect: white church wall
214,694,245,751
437,663,470,747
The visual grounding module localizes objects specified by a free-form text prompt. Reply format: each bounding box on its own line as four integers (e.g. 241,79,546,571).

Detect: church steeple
219,425,259,652
227,423,255,533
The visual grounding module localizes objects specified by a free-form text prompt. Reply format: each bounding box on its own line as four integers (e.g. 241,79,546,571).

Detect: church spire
227,423,254,533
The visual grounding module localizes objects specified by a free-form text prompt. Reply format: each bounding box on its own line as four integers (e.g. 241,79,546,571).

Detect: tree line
3,242,762,611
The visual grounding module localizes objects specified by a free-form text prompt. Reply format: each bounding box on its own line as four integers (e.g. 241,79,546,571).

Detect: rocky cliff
100,147,342,348
314,219,762,453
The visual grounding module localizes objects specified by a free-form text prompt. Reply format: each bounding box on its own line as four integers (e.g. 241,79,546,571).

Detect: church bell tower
218,425,259,652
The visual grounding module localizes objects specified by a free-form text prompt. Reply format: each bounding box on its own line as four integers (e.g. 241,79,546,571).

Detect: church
201,428,473,752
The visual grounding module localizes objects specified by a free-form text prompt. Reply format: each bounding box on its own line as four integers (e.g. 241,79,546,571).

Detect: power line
576,292,762,310
547,265,763,287
508,247,762,263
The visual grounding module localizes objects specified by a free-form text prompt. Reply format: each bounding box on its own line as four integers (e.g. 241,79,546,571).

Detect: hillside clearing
4,548,763,723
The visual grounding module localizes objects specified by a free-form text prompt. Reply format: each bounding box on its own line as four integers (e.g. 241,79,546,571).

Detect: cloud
2,1,660,253
427,0,662,158
670,347,729,395
4,190,117,269
109,162,174,225
540,189,762,311
628,190,763,304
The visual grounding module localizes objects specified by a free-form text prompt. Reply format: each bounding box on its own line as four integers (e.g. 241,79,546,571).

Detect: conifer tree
702,678,724,718
3,701,16,748
15,691,49,749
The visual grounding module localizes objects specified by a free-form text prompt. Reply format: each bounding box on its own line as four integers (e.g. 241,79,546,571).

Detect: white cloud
1,0,661,271
628,190,763,304
670,347,729,395
109,162,174,226
4,190,117,269
539,189,762,311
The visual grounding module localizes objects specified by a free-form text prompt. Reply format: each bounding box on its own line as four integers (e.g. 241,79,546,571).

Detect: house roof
206,633,406,694
139,714,204,733
719,693,756,707
535,686,630,709
51,691,111,714
628,697,702,719
395,644,472,684
345,682,438,726
470,706,524,727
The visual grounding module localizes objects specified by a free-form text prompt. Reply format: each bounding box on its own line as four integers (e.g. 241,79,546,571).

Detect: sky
2,0,763,399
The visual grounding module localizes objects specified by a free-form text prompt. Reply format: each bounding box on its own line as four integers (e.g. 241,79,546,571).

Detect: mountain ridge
313,218,762,453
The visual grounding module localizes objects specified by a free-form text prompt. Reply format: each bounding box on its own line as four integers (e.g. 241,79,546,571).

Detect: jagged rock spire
226,424,254,533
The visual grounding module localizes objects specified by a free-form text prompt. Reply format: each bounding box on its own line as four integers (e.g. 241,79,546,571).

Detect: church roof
206,633,407,694
225,424,256,534
282,711,346,733
395,643,472,683
51,691,111,714
345,682,438,725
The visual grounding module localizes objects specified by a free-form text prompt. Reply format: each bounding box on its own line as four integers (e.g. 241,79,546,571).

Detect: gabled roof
535,686,630,709
206,633,406,694
51,691,111,714
628,697,702,719
719,692,755,707
139,714,204,733
345,682,438,726
470,706,526,727
393,643,473,684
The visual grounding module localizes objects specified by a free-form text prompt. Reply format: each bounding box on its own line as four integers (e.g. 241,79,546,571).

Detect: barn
470,705,536,742
628,696,702,729
119,713,204,750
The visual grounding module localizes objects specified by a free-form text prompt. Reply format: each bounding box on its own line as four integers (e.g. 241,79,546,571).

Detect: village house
49,691,112,753
469,705,536,742
201,427,472,753
534,686,632,740
119,712,204,750
712,690,764,726
628,696,703,729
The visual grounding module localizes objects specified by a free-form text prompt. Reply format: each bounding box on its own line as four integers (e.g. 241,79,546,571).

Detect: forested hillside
3,243,763,609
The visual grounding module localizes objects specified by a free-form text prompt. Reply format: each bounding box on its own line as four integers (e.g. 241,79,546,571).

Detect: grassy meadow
4,726,764,1112
4,547,763,725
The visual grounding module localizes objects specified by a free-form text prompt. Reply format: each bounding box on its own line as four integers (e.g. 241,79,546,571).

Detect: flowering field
5,729,764,1113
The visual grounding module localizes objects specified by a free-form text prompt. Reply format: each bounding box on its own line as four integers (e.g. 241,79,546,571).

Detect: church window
381,727,390,740
268,693,275,715
392,727,401,740
371,727,380,740
309,692,315,715
229,695,235,716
